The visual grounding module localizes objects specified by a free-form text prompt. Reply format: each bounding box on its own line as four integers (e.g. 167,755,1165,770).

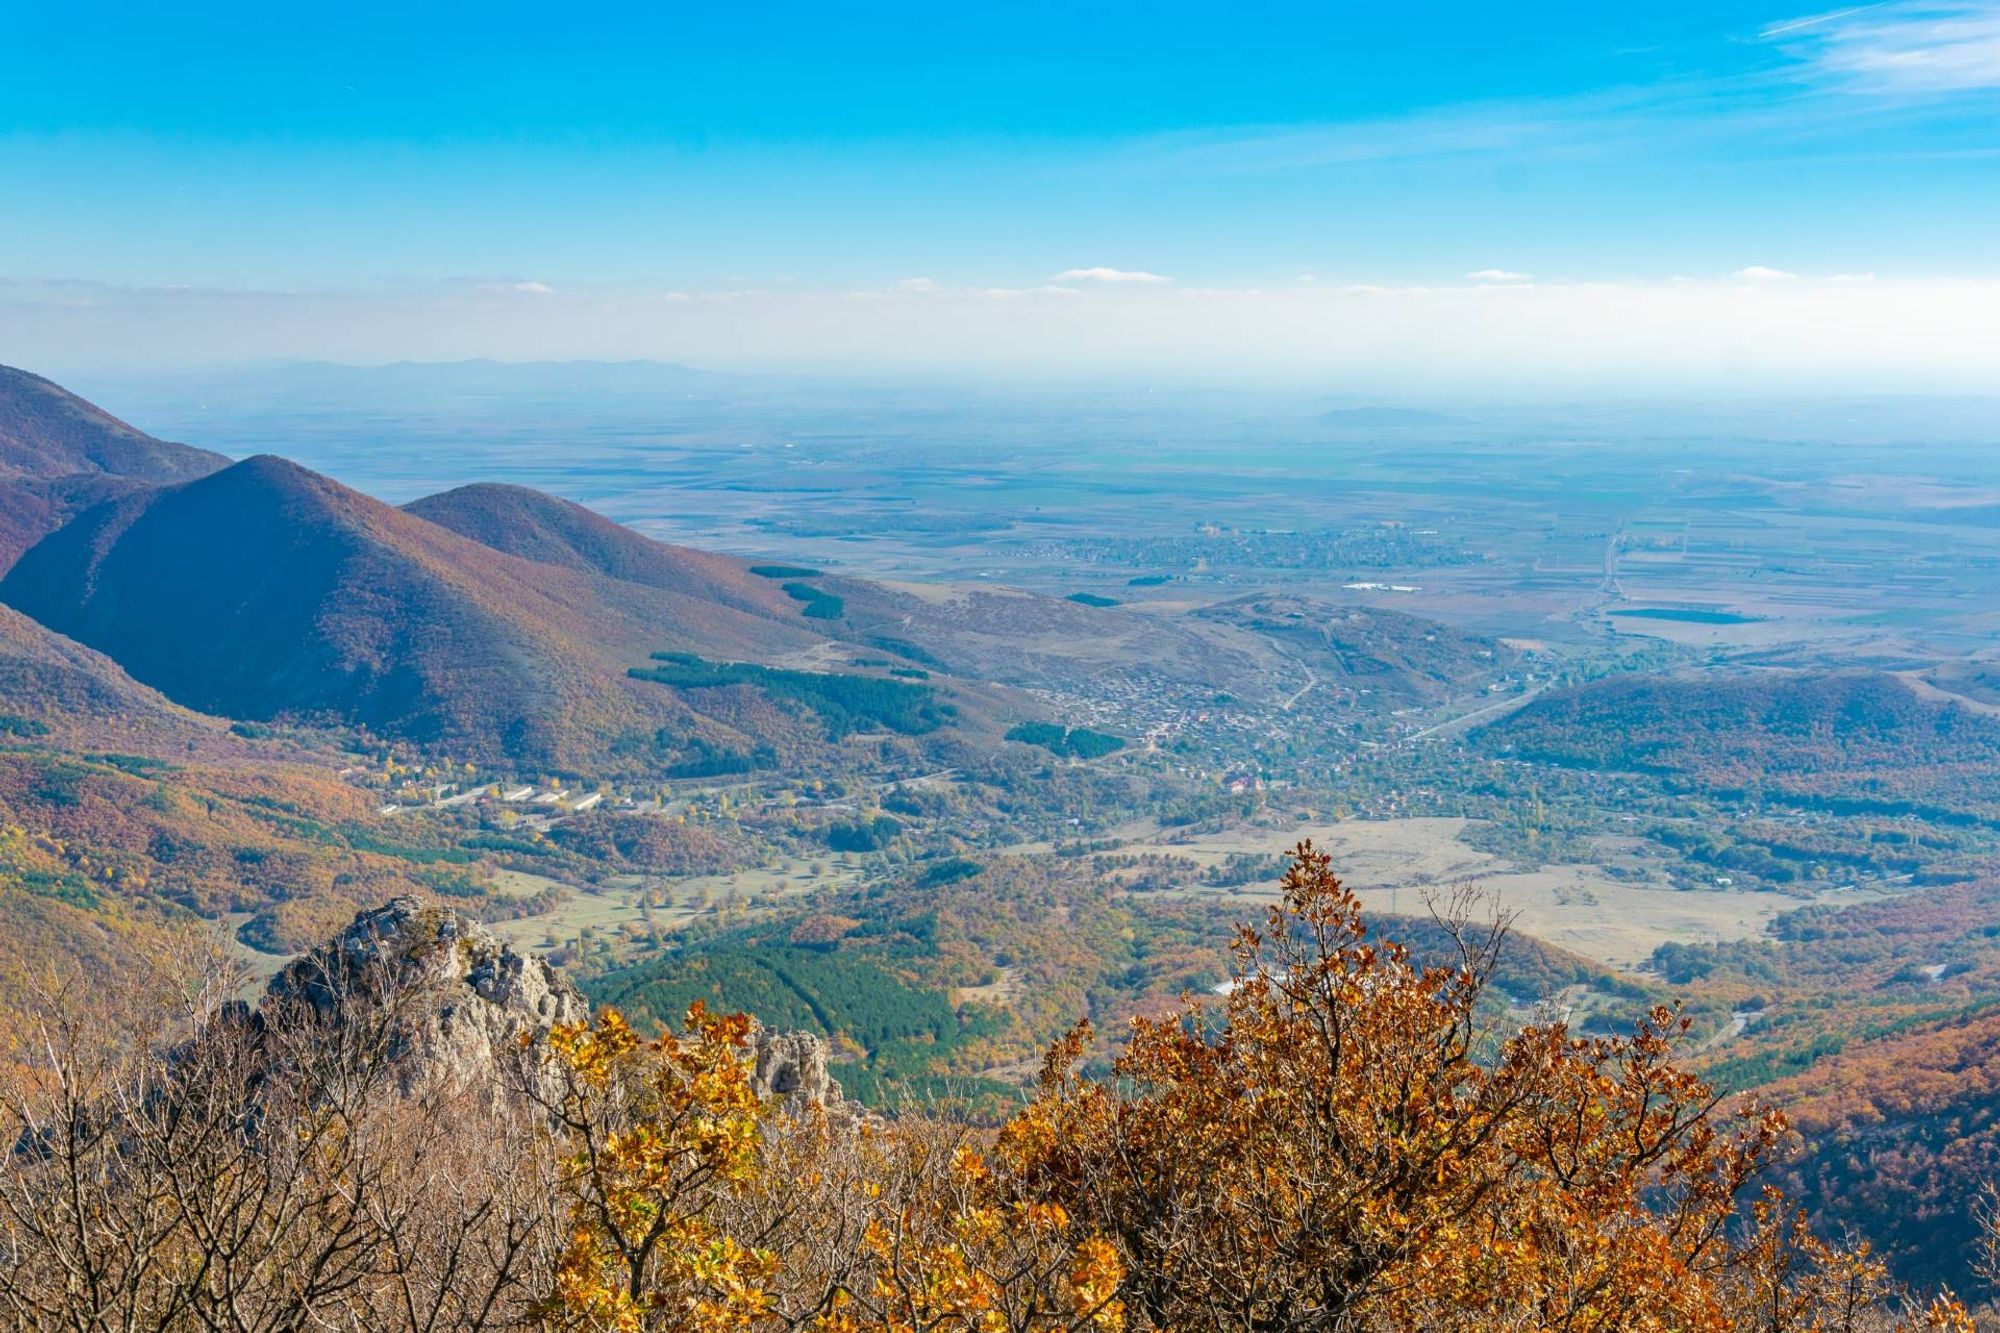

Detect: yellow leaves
1068,1237,1126,1331
1908,1294,1976,1333
547,1009,641,1088
530,842,1948,1332
539,1005,775,1331
951,1144,990,1185
546,1225,647,1332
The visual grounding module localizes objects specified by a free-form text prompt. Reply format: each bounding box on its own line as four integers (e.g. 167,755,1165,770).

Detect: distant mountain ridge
0,368,1530,777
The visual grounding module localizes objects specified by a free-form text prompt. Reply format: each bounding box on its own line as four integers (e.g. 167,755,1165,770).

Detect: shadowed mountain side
0,364,229,483
0,472,153,574
0,603,242,755
0,456,833,771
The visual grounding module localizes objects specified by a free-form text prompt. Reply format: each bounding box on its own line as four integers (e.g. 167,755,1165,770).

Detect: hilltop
0,365,231,571
1195,593,1516,701
0,454,839,772
0,364,227,483
405,481,796,616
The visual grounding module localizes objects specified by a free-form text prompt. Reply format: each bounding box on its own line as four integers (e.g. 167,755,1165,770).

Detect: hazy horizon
8,2,2000,388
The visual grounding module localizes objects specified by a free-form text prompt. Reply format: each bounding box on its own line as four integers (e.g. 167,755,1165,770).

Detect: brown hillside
1675,873,2000,1292
0,471,151,574
1762,1002,2000,1294
0,456,828,772
405,482,796,617
0,364,228,482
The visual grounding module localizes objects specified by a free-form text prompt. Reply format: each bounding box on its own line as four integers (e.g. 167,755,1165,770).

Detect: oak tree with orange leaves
993,842,1970,1333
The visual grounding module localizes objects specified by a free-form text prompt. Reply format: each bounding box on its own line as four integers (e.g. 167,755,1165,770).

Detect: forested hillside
1480,671,2000,820
0,364,227,483
1634,873,2000,1292
1764,1005,2000,1295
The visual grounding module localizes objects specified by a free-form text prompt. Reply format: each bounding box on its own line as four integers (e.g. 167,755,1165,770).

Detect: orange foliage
538,844,1972,1332
998,842,1966,1332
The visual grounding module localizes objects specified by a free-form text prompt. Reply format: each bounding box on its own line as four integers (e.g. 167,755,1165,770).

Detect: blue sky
4,2,1999,383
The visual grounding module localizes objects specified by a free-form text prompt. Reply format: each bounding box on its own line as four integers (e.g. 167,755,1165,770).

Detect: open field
482,854,869,960
1105,816,1853,969
221,912,294,994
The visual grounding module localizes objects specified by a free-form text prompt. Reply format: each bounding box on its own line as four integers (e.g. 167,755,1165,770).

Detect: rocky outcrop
751,1026,844,1108
263,896,589,1098
262,897,847,1112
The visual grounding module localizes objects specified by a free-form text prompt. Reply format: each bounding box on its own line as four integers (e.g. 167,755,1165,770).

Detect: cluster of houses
378,782,608,818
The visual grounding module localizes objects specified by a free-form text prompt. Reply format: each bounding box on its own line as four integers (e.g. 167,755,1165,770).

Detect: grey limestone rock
265,897,846,1111
750,1024,844,1107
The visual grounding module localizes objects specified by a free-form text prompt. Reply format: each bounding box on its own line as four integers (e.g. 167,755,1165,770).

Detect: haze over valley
5,359,2000,1298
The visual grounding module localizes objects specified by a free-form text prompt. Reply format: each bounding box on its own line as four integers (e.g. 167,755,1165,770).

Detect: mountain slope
0,471,153,574
0,367,231,572
404,482,796,617
0,364,228,482
1763,1001,2000,1294
0,456,831,771
1476,670,2000,819
0,602,228,752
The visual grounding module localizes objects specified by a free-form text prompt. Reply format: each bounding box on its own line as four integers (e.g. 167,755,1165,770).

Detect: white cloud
1765,2,2000,93
513,281,555,294
1734,265,1798,279
1053,267,1171,284
971,285,1078,299
893,277,942,293
1467,268,1533,282
1759,5,1896,40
